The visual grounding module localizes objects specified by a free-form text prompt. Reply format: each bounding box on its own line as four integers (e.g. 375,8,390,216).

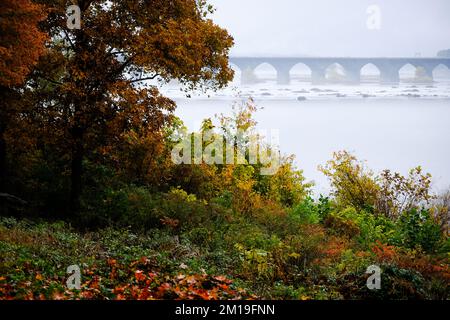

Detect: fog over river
147,0,450,194
161,79,450,195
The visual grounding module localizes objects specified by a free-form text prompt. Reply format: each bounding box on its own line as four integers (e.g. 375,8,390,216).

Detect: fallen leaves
134,270,146,282
0,257,254,300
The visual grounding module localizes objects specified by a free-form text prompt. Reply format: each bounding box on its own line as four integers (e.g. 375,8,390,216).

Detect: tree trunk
0,87,9,193
70,129,84,215
0,126,6,192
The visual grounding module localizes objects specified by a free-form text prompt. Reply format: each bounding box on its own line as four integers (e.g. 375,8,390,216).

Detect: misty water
162,68,450,195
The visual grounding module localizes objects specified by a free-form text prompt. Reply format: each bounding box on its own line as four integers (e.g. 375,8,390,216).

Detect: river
164,81,450,195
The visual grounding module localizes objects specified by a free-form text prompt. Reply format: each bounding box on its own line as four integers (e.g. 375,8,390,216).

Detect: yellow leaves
320,151,435,218
288,252,301,259
319,150,380,212
237,248,275,280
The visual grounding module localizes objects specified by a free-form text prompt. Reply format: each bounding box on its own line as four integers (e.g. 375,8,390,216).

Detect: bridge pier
271,62,294,85
377,60,421,84
276,69,290,85
241,66,256,85
344,68,361,84
311,69,325,84
339,62,363,84
380,70,399,84
230,61,260,85
422,67,434,82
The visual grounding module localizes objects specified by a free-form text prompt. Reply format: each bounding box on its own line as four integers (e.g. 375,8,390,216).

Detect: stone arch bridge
229,57,450,85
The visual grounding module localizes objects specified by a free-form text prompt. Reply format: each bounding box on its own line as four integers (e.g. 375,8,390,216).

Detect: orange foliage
321,237,349,258
371,241,450,281
0,0,47,190
0,257,255,300
19,0,234,212
0,0,47,87
160,216,180,230
371,241,398,262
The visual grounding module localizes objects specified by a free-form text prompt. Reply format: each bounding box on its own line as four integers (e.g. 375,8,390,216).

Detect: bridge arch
432,63,450,80
360,63,381,83
253,62,278,84
289,63,312,83
229,57,450,86
325,63,347,83
398,63,417,83
229,63,242,85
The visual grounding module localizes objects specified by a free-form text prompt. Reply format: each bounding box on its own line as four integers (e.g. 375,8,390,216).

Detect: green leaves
398,209,443,253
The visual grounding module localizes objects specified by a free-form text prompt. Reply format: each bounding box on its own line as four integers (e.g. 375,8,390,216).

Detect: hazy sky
209,0,450,57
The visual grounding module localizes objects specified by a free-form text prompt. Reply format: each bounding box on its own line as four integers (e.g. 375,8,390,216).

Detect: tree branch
38,75,63,86
129,74,160,83
62,28,76,52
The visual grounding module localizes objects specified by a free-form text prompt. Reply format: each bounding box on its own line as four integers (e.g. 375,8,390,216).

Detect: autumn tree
0,0,47,191
320,151,435,219
431,189,450,234
319,151,380,212
29,0,234,213
377,167,434,219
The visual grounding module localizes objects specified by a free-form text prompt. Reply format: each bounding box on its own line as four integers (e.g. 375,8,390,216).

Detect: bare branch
129,74,161,83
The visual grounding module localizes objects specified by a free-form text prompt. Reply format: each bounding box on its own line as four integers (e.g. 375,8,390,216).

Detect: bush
397,209,443,253
323,211,360,239
327,207,397,248
291,197,321,224
319,152,435,219
80,185,162,230
369,264,427,299
319,151,379,213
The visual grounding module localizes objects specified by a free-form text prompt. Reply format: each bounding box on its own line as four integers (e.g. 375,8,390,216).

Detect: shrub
323,210,360,239
327,207,396,248
255,155,312,207
377,167,434,219
291,197,321,224
430,189,450,235
319,151,379,213
369,264,427,299
319,152,435,220
81,185,162,230
397,209,443,253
